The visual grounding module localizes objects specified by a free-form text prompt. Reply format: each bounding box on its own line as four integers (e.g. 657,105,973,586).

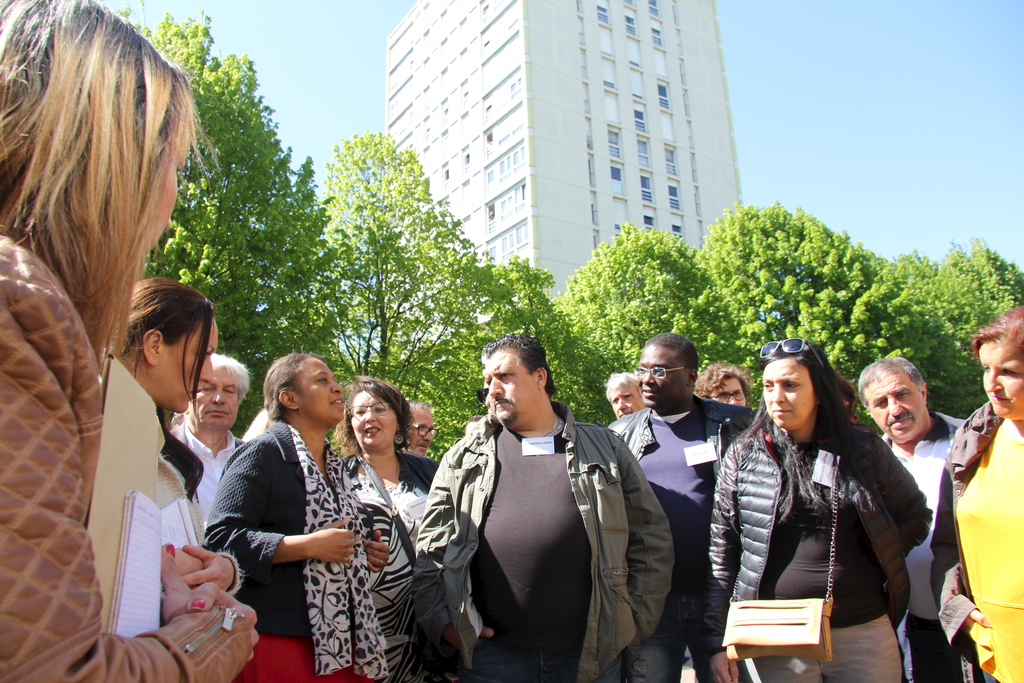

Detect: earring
395,434,404,445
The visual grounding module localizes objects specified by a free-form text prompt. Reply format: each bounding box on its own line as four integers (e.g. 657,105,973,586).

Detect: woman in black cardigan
206,353,389,683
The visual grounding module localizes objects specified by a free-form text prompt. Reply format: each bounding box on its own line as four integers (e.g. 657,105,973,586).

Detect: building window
668,184,680,209
687,120,695,149
611,165,625,194
625,11,637,35
627,39,642,66
591,192,599,225
586,117,594,149
579,16,586,45
631,70,645,99
640,174,653,202
671,223,682,235
500,195,513,218
588,156,597,186
583,83,591,113
597,4,609,24
580,49,589,79
661,112,675,141
602,60,616,89
665,147,677,175
600,27,614,55
511,77,523,96
637,139,650,167
683,90,691,117
515,184,526,207
487,203,496,232
643,213,655,228
651,26,662,46
658,83,670,108
608,128,621,158
614,198,628,230
690,152,699,182
464,153,471,171
593,229,600,249
605,93,620,122
634,108,646,132
679,59,687,86
513,146,526,169
694,188,702,216
648,0,659,17
443,167,450,189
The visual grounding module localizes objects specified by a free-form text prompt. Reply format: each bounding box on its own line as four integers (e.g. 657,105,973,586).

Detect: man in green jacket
412,334,673,683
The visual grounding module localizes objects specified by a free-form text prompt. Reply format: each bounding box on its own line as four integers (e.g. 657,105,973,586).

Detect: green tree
321,133,497,447
696,204,941,387
893,240,1024,416
553,225,708,422
145,15,332,427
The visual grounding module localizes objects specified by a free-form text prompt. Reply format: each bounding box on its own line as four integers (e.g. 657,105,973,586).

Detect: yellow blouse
959,421,1024,682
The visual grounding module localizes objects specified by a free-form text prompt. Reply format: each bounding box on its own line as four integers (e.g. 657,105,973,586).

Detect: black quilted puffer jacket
703,427,932,653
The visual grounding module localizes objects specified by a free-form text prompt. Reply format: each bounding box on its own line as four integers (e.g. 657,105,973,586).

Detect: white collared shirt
171,422,236,523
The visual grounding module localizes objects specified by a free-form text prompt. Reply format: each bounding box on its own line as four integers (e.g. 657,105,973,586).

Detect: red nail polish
165,544,176,557
189,599,207,611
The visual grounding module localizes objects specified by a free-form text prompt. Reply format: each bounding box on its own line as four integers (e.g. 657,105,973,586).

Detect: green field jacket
411,401,673,683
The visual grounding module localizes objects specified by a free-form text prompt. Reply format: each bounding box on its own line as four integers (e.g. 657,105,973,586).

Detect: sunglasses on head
760,338,827,367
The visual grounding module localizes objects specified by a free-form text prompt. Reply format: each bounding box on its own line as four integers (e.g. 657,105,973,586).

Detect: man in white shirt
858,357,964,683
173,353,249,522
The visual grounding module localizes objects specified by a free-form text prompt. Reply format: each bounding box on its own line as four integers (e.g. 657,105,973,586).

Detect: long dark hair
120,278,215,499
738,339,874,520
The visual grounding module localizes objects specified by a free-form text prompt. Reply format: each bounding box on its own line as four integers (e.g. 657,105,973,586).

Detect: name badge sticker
522,436,556,456
812,450,837,487
684,442,717,466
403,494,428,522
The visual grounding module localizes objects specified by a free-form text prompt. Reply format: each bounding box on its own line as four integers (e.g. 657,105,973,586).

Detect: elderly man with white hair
173,353,250,523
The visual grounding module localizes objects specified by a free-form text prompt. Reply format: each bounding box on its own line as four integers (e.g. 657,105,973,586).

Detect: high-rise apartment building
386,0,740,289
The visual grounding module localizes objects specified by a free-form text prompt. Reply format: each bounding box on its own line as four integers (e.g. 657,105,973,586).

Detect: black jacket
204,421,331,636
342,450,440,495
609,397,754,472
704,428,932,653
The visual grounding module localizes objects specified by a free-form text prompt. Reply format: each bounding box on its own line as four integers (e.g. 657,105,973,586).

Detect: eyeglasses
760,338,827,367
713,390,746,403
476,387,488,404
635,365,688,380
414,424,438,437
349,402,390,419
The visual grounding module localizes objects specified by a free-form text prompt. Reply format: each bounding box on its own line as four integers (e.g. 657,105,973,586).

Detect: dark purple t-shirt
641,404,716,595
469,426,592,650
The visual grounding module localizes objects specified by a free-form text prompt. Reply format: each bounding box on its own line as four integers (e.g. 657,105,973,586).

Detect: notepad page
161,499,192,548
113,493,162,637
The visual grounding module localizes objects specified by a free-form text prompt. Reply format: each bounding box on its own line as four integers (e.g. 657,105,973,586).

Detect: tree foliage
145,15,331,427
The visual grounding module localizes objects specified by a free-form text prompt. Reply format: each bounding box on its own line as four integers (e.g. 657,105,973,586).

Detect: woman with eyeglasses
706,339,931,683
932,307,1024,682
335,377,441,683
205,355,390,683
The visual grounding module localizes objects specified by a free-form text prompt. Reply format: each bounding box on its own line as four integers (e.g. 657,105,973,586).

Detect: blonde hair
0,0,197,358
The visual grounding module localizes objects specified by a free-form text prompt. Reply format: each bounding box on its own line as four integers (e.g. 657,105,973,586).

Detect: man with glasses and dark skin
610,333,753,683
412,333,672,683
408,401,437,457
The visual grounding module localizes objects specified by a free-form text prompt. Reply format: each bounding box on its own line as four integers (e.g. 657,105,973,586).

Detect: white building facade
386,0,740,289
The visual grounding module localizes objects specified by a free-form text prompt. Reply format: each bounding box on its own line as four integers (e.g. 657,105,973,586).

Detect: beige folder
87,357,163,632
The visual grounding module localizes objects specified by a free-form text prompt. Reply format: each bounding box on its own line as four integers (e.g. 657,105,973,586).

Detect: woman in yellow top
933,305,1024,683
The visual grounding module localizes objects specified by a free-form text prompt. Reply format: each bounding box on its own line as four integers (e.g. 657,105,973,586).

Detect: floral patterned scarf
290,426,388,678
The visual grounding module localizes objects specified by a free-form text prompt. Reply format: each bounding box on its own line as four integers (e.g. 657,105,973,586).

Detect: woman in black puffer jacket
705,339,931,683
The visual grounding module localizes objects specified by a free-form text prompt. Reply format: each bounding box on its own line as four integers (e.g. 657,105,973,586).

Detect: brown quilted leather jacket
0,236,253,682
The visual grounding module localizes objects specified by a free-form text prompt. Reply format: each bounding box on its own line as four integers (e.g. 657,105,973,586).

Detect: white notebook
108,491,162,637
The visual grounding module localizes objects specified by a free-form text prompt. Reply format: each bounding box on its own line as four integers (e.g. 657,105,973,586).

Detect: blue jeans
459,637,621,683
621,593,713,683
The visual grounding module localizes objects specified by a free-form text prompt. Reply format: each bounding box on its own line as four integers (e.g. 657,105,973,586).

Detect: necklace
543,415,564,437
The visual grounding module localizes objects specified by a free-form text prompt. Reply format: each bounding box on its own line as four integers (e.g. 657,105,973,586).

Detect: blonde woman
0,1,254,680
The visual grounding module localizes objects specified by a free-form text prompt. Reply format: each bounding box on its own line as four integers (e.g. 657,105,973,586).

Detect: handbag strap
824,454,841,603
360,457,417,565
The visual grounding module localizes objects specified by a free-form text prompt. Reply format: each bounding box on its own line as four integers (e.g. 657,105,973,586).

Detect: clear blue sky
114,0,1024,267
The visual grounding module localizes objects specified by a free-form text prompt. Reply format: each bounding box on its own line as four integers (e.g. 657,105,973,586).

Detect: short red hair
972,306,1024,356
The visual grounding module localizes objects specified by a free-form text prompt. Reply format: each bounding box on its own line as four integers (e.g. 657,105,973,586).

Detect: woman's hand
160,545,260,649
365,530,388,572
179,545,236,591
711,651,739,683
303,520,356,563
967,608,992,629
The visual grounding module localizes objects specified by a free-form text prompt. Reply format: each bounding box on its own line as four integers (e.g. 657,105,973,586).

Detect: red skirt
233,632,374,683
